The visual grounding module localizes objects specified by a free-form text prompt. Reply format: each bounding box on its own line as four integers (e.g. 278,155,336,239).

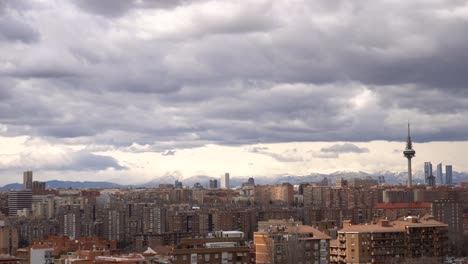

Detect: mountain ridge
1,171,467,190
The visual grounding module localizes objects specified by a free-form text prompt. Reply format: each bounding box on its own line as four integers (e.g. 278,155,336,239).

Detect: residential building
0,221,18,256
382,190,414,203
330,216,448,264
254,221,331,264
254,184,294,206
331,219,406,264
171,231,250,264
431,199,463,255
373,202,431,221
347,178,378,187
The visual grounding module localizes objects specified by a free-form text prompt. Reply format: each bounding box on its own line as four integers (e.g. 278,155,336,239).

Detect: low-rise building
171,231,250,264
254,221,331,264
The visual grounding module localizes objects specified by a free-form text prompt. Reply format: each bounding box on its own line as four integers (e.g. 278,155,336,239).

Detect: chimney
343,220,352,227
380,219,390,227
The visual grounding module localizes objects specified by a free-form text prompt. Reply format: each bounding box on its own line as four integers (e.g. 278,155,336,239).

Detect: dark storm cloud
1,0,468,151
72,0,199,17
0,15,39,43
61,151,126,171
1,150,126,171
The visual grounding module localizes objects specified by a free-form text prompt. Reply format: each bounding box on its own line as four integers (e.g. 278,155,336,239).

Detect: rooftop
374,202,431,209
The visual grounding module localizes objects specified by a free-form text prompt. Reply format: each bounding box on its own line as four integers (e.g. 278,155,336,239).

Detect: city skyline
1,1,468,184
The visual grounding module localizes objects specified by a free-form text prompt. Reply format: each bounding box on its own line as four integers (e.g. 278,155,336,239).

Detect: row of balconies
370,243,405,248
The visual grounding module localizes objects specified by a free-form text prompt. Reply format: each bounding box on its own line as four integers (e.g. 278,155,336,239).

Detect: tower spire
406,122,413,150
403,122,416,187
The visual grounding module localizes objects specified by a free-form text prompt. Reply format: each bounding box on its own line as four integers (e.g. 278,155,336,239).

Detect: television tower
403,123,416,187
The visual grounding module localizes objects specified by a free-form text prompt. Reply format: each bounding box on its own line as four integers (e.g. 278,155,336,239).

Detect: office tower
8,190,32,216
445,165,453,185
424,162,436,187
209,179,218,188
221,172,230,189
424,162,432,184
403,123,416,187
437,163,443,185
23,171,33,190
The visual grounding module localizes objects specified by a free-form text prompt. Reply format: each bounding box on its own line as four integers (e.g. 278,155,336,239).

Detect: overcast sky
1,0,468,184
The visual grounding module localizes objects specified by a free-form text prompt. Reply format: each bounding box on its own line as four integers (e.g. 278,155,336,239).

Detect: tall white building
221,173,230,189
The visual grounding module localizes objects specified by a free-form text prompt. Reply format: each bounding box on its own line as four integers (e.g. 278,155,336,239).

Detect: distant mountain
0,183,23,191
46,180,124,189
143,170,468,187
142,175,178,187
0,180,125,190
1,171,466,191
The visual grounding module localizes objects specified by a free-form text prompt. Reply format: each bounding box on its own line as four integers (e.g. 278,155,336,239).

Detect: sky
1,0,468,185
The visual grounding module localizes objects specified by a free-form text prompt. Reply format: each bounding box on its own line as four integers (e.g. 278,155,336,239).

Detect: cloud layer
1,0,468,181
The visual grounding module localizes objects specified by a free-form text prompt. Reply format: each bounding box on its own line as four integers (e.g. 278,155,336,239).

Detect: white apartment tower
221,173,230,189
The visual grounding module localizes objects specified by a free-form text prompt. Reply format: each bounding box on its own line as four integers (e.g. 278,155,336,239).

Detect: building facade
254,221,331,264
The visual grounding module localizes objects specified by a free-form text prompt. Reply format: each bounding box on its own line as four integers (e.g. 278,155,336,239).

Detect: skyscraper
424,162,432,184
221,172,230,189
23,171,33,190
445,165,453,185
424,162,436,186
403,123,416,187
8,190,32,216
436,163,443,185
209,179,218,188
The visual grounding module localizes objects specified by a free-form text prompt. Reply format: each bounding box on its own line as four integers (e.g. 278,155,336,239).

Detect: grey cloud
161,150,176,156
311,151,339,159
321,143,370,154
248,147,302,162
0,16,39,43
1,150,126,172
62,151,126,171
0,0,468,152
72,0,200,17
